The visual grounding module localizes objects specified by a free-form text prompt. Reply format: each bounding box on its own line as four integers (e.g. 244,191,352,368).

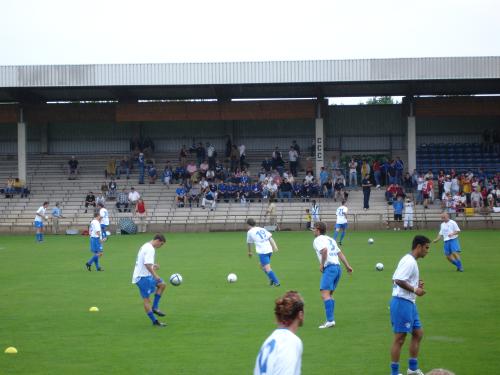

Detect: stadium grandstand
0,57,499,233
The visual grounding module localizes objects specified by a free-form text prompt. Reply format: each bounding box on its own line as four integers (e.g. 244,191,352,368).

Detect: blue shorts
136,276,158,298
320,264,342,291
443,238,461,256
34,221,44,228
90,237,103,253
335,223,347,230
259,253,272,266
101,224,108,238
390,296,422,333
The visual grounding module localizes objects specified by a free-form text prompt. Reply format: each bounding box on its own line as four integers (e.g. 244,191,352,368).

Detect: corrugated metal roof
1,57,499,87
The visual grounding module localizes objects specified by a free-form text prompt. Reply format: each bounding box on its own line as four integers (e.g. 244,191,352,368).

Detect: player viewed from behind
333,200,348,245
132,234,168,327
432,212,464,272
254,290,304,375
312,221,353,329
246,218,281,287
390,235,431,375
34,201,49,242
85,212,104,271
98,202,109,240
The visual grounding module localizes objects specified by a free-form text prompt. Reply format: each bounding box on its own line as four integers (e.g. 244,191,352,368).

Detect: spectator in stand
422,177,433,209
330,155,341,176
381,159,390,186
305,157,314,176
239,143,248,170
51,202,64,234
195,142,206,167
291,140,301,169
416,173,425,205
12,178,25,196
386,183,404,203
462,174,472,207
411,169,419,194
116,188,130,212
175,183,188,208
403,198,414,230
450,174,460,196
403,172,413,195
186,161,197,177
161,164,172,186
84,191,96,213
334,177,345,202
134,198,147,233
319,167,329,188
272,147,285,174
289,146,299,177
206,168,215,182
323,177,333,199
372,159,382,188
443,175,452,196
116,156,131,179
230,145,240,172
105,157,116,179
348,158,358,188
392,195,404,230
147,163,158,184
207,143,216,170
138,152,145,184
265,199,278,228
100,181,109,198
437,170,445,200
68,155,79,179
199,160,209,177
279,178,293,202
361,174,371,211
394,156,404,185
387,160,397,185
304,208,312,230
108,178,117,200
96,192,106,207
361,160,370,182
332,169,344,185
188,183,201,208
201,184,218,210
261,158,272,173
173,165,187,183
470,189,483,210
179,145,188,167
4,175,14,197
304,171,314,184
128,187,141,211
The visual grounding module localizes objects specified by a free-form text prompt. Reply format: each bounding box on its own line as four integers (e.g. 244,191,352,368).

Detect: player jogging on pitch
333,200,348,245
432,212,464,272
85,212,105,271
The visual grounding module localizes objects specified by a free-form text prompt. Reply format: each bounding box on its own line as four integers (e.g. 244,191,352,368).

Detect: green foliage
363,96,396,105
1,231,499,374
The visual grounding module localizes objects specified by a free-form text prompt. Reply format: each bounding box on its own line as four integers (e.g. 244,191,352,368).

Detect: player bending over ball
132,234,168,327
254,291,304,375
246,218,281,287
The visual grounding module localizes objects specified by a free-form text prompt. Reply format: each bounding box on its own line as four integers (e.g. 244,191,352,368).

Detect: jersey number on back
257,339,276,374
256,229,267,240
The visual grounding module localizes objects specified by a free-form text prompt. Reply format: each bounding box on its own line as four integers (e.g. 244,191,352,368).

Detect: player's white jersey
335,205,348,224
392,254,419,303
247,227,273,254
404,202,414,214
311,204,320,219
132,242,155,283
439,220,460,242
34,206,46,222
99,207,109,226
89,219,101,238
313,235,341,266
254,328,303,375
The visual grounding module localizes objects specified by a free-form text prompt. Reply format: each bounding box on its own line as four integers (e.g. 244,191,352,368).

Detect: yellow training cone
89,306,99,312
5,347,18,354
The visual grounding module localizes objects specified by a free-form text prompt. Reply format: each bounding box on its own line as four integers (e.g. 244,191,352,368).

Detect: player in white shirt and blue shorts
34,201,49,242
85,212,105,271
333,201,348,245
246,218,281,287
390,235,430,375
432,212,463,272
132,234,167,327
98,202,109,239
312,221,353,329
254,291,304,375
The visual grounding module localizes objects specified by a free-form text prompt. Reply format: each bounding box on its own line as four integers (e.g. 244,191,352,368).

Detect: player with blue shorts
246,218,280,287
132,234,167,327
312,221,353,329
390,235,430,375
85,212,104,271
98,202,109,240
432,212,463,272
33,201,49,242
333,201,348,245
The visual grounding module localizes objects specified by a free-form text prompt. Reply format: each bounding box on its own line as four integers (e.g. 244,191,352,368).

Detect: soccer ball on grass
375,263,384,271
169,273,183,286
368,238,374,244
227,273,238,283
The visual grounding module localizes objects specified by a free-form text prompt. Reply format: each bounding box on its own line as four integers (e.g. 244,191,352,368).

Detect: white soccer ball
375,263,384,271
45,215,49,220
227,273,238,283
169,273,183,286
105,231,111,236
368,238,374,244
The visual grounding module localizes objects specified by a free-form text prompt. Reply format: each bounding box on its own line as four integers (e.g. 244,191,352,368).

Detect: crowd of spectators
2,176,30,198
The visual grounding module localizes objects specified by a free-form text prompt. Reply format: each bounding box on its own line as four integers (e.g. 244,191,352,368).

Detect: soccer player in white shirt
34,201,49,242
333,201,348,245
310,200,320,227
85,212,105,271
98,202,110,239
246,218,280,287
312,221,353,329
132,234,167,327
254,291,304,375
390,235,430,375
432,212,464,272
403,198,414,230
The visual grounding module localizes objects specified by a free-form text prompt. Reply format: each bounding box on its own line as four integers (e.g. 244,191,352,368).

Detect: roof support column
315,117,324,179
17,108,27,183
407,115,416,173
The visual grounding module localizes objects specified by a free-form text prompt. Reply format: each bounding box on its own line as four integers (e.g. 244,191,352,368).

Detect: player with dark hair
132,234,168,327
254,291,304,375
246,218,280,287
34,201,49,242
312,221,353,329
390,235,431,375
333,200,348,245
85,212,105,271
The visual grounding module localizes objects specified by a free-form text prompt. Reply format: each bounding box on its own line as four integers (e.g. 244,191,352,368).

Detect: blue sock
450,259,459,268
40,233,44,241
267,270,280,284
35,233,40,241
93,255,100,270
391,362,400,375
455,259,463,270
333,231,339,241
324,299,334,321
153,294,161,310
146,311,156,323
409,358,418,371
340,231,346,242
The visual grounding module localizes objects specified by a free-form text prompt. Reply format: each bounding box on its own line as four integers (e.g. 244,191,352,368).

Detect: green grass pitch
1,229,499,374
